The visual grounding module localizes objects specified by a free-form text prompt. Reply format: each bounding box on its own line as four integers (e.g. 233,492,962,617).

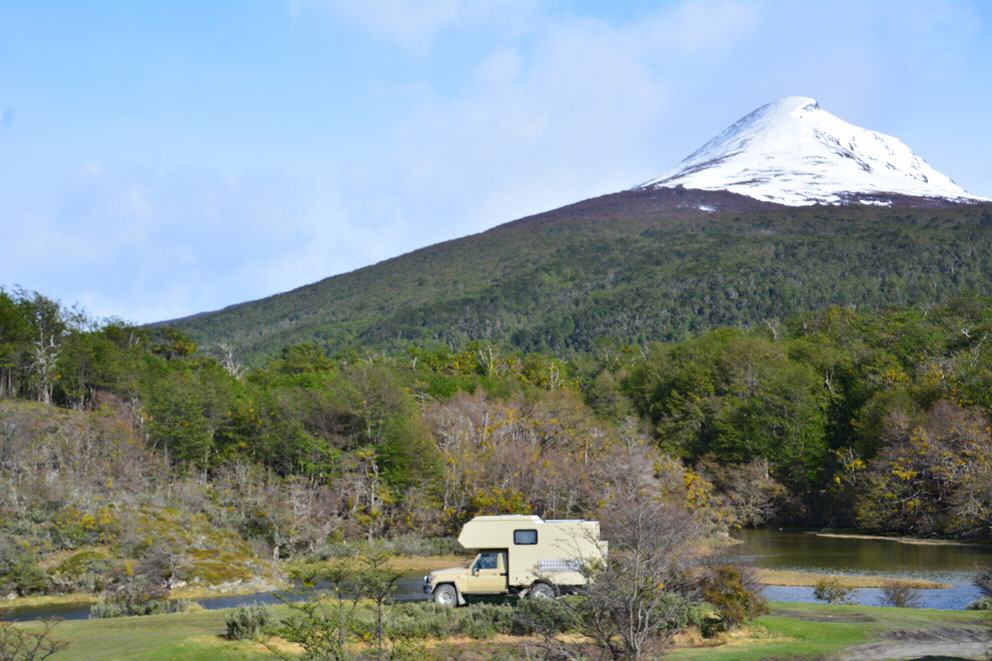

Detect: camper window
513,529,538,545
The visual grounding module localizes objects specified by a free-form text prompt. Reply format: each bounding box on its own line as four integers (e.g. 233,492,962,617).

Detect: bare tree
0,619,68,660
215,343,245,379
30,332,58,405
576,434,706,659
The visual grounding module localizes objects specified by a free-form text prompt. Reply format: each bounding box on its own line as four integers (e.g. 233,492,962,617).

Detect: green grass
14,600,986,660
670,602,987,660
25,608,272,661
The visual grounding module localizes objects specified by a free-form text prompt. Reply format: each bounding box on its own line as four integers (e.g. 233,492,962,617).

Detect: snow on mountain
637,96,986,206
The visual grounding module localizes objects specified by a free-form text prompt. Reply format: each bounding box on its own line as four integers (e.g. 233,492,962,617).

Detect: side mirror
471,566,479,576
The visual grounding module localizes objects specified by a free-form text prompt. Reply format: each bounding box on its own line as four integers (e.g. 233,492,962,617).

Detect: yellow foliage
891,468,917,481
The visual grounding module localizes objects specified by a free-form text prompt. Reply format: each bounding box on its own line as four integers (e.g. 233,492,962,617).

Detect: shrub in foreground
511,597,577,636
699,565,769,630
226,603,273,641
385,602,517,641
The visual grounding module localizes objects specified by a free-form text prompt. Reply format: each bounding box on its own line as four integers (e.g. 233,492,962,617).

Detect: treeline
3,286,992,597
626,299,992,537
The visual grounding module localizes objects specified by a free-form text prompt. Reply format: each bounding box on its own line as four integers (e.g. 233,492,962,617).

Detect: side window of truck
476,552,498,570
513,529,538,545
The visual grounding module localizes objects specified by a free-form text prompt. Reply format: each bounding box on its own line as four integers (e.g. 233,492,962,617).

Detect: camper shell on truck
423,515,608,606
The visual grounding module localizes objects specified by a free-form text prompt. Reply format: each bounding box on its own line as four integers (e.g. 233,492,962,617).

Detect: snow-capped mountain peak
637,96,985,206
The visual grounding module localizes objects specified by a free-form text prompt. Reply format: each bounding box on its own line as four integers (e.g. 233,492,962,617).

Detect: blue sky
2,0,991,322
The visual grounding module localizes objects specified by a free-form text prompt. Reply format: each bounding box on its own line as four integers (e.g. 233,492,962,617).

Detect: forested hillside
3,286,992,604
166,189,992,362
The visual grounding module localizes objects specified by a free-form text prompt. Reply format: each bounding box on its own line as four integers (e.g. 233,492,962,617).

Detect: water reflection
737,529,992,574
735,529,992,610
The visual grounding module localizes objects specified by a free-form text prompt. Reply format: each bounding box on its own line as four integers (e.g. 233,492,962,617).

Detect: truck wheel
528,582,556,600
433,584,457,606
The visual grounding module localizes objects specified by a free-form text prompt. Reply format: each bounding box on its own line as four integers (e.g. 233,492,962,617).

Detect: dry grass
386,554,470,572
0,592,97,611
752,568,949,589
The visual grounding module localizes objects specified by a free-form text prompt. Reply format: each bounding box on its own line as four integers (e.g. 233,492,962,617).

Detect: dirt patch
837,626,991,660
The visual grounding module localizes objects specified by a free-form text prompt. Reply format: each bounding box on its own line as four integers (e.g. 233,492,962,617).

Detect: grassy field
670,603,987,660
12,600,987,660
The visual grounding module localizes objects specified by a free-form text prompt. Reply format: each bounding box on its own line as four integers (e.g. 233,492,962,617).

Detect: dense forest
168,194,992,362
2,285,992,601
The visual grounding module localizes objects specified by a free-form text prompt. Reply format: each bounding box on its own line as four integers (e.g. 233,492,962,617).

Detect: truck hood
427,566,468,580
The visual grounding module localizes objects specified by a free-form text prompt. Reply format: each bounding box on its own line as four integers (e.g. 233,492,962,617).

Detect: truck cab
423,515,607,606
466,550,508,593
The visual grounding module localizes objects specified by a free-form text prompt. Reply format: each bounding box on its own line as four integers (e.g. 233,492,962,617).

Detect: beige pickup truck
423,515,608,606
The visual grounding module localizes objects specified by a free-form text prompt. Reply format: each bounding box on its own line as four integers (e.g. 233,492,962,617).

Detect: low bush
454,603,516,640
511,597,577,636
386,602,455,640
89,595,196,618
966,596,992,611
699,565,769,630
813,578,853,604
879,581,920,608
975,567,992,597
686,602,723,637
0,541,50,597
385,602,517,641
52,550,113,594
225,603,272,641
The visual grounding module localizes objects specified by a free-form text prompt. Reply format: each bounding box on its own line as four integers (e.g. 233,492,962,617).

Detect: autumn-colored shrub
700,565,769,630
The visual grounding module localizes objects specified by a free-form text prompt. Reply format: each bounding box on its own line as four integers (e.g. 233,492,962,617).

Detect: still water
4,531,990,621
0,574,430,623
735,529,992,610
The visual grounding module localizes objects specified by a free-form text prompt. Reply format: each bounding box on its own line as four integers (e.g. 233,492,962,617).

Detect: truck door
464,550,508,593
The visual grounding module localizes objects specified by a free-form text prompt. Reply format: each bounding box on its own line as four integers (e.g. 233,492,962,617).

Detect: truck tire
433,584,458,606
527,582,556,599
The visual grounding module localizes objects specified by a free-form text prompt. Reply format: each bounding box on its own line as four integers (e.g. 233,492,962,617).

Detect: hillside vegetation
3,286,992,610
166,190,992,361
